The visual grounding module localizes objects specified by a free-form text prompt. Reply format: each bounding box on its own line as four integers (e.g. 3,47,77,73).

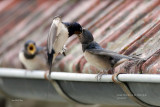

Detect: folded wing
86,49,138,61
47,17,61,54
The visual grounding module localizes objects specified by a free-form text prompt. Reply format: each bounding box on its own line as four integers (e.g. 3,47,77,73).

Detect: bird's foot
61,45,67,56
95,70,106,81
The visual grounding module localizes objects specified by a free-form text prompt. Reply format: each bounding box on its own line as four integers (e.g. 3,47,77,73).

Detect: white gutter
0,68,45,79
118,74,160,83
0,68,113,82
0,68,160,83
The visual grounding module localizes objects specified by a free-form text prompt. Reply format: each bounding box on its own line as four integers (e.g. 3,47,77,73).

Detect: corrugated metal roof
0,0,160,75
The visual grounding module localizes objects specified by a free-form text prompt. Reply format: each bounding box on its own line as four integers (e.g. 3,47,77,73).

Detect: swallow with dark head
19,40,48,70
47,17,82,74
78,29,142,80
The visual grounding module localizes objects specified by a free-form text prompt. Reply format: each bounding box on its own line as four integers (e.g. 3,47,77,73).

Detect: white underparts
84,51,111,70
53,21,68,54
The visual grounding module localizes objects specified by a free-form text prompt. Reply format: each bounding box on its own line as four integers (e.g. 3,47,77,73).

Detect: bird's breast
19,52,48,70
53,24,68,53
84,51,111,70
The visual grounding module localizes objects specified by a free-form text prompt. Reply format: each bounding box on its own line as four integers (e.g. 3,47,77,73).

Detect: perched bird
19,40,48,70
47,17,82,74
78,29,141,79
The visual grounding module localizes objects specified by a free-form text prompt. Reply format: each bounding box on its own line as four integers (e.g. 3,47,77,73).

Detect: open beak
28,43,36,55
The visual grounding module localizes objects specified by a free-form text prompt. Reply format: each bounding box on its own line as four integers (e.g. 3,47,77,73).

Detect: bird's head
63,22,82,36
24,40,37,56
78,28,94,44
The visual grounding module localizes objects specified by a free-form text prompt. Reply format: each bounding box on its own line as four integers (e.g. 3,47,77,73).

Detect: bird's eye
27,44,36,55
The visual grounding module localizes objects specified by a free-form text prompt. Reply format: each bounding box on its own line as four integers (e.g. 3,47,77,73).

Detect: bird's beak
27,43,36,55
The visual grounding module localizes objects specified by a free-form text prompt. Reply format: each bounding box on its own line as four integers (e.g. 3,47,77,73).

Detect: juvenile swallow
47,17,82,74
19,40,48,70
78,29,141,79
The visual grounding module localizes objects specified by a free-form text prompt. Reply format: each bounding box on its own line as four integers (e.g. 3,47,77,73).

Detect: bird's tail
47,49,55,75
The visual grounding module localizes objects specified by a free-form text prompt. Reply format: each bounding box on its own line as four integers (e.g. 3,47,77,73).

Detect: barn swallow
78,29,142,80
19,40,48,70
47,17,82,74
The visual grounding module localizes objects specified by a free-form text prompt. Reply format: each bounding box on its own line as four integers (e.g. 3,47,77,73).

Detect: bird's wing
86,49,137,60
47,17,61,54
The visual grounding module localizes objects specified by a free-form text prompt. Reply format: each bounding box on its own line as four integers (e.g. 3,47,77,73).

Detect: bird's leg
62,45,67,56
95,70,107,81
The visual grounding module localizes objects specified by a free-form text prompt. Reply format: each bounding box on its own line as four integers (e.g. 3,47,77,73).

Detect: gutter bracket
112,73,158,107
